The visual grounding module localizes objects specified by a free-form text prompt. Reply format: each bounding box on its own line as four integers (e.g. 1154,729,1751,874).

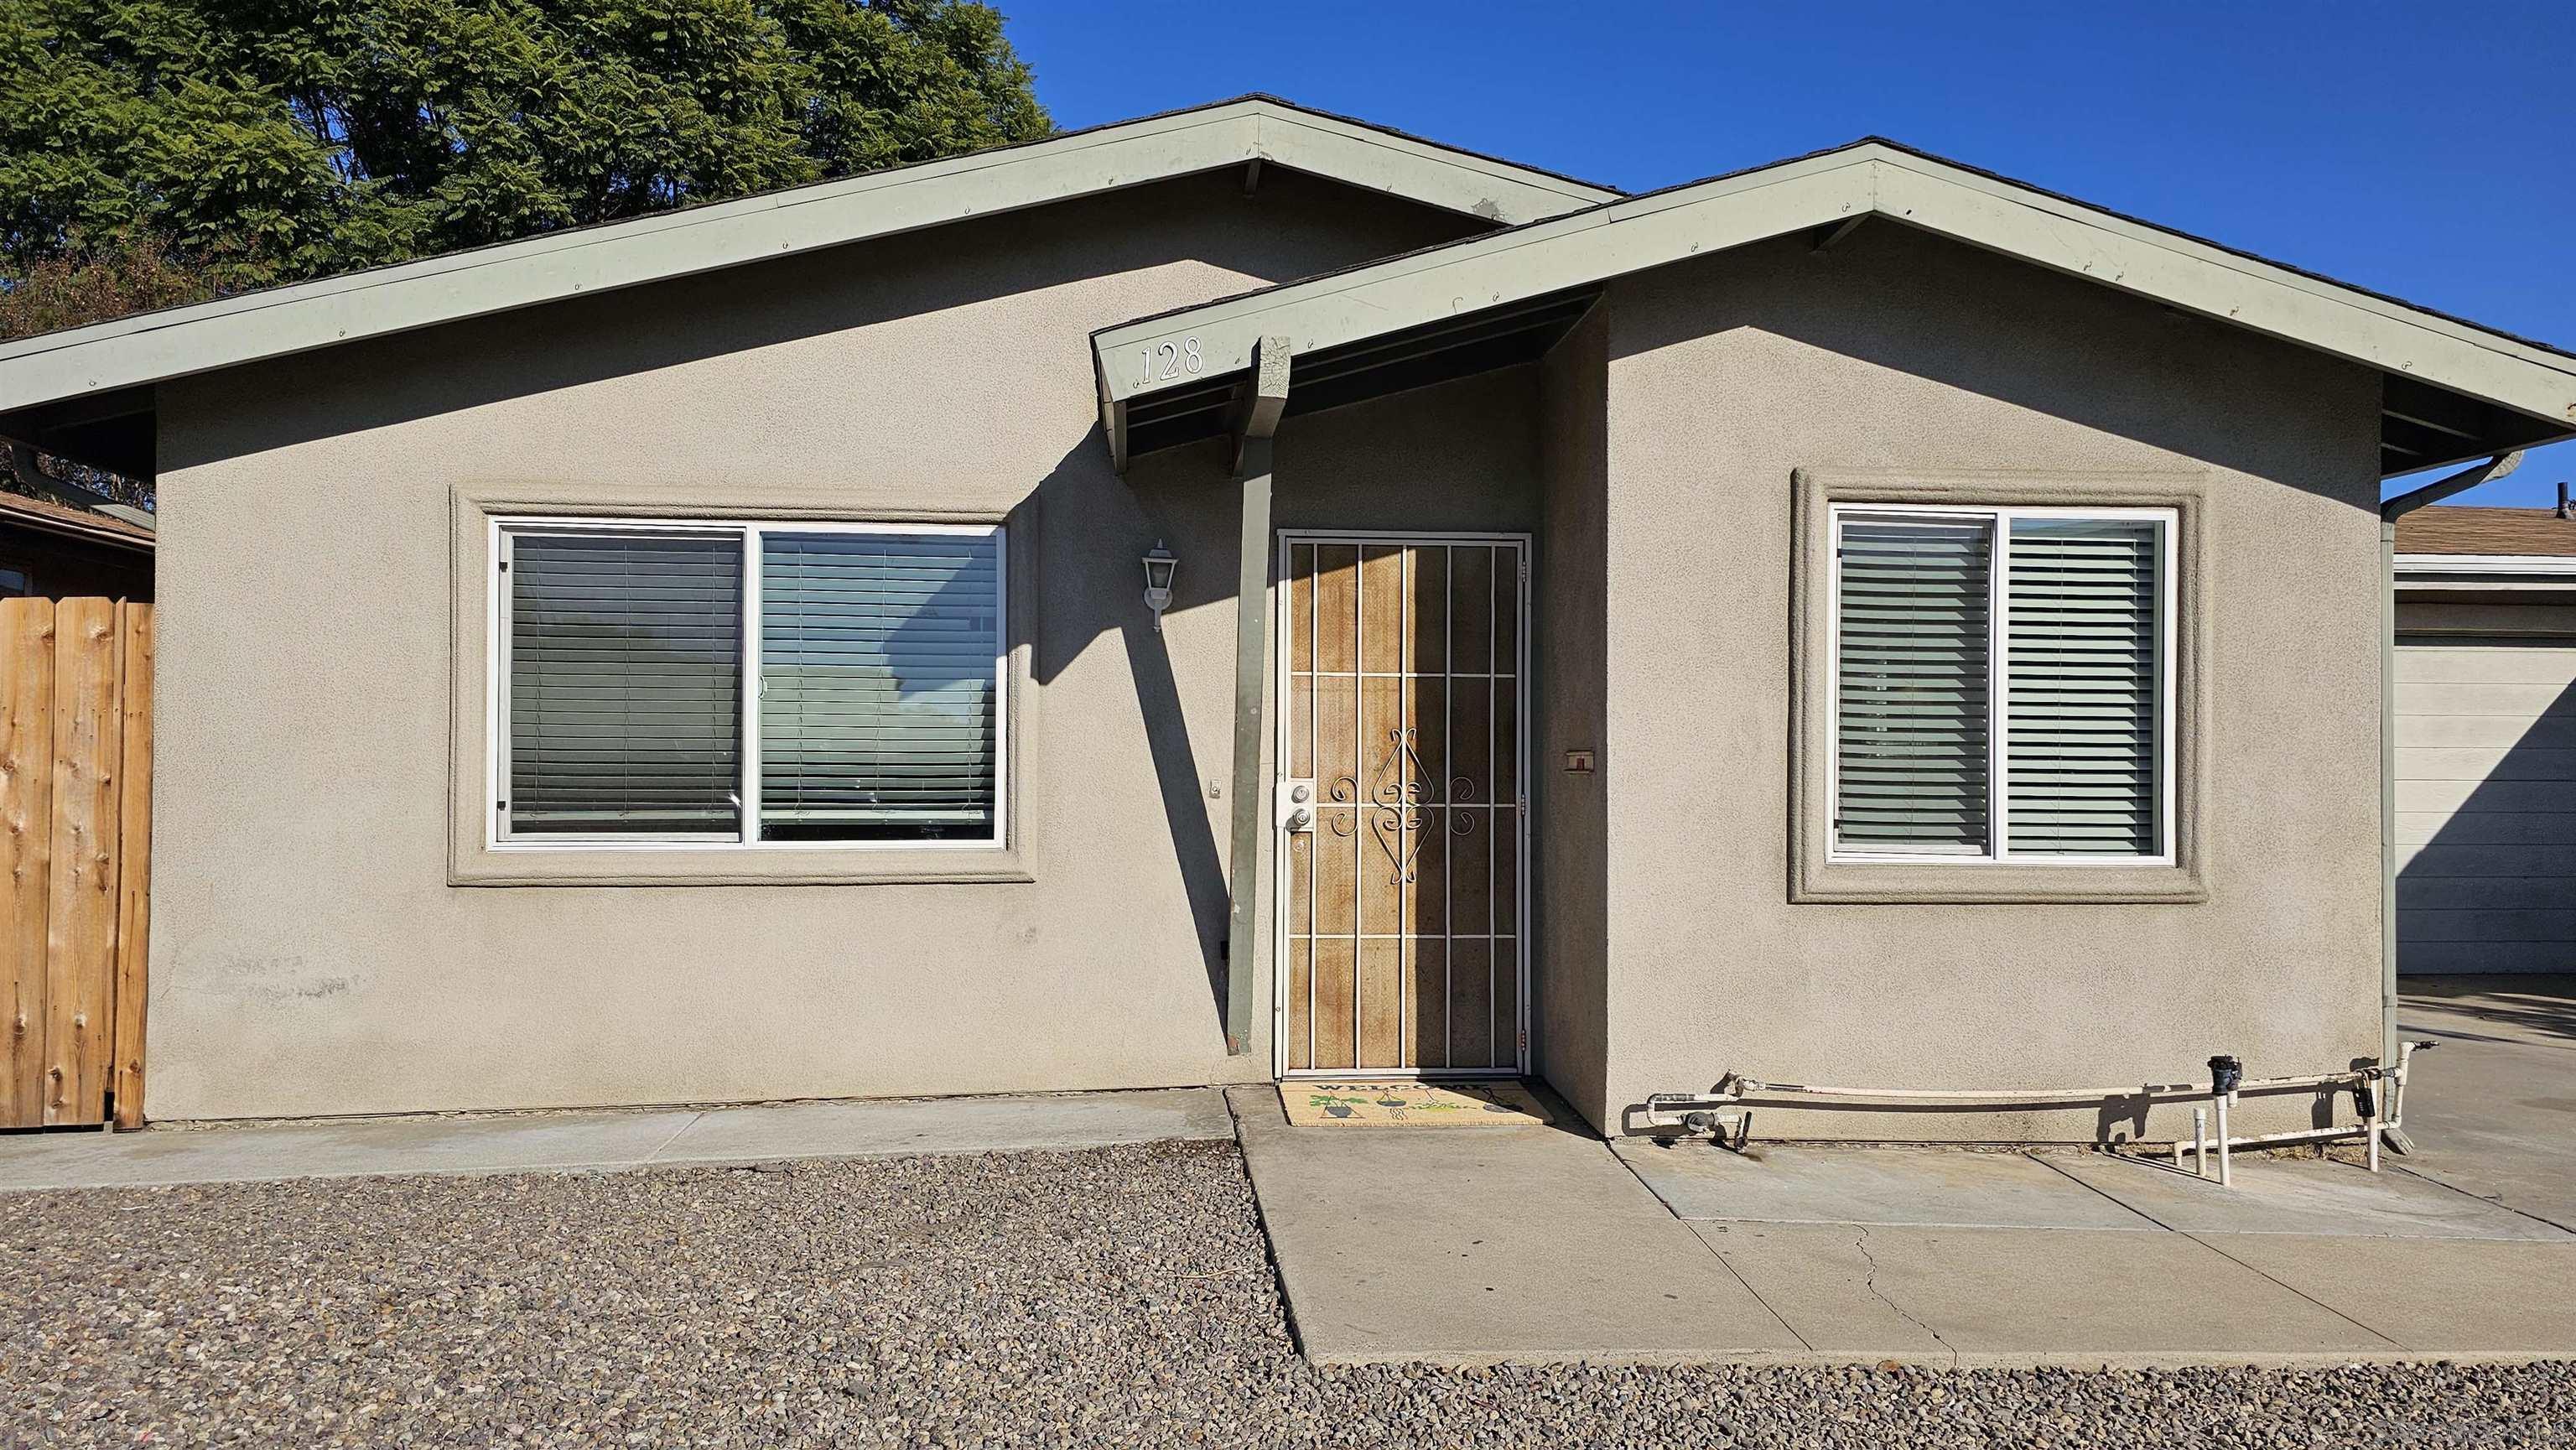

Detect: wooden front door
1277,535,1527,1077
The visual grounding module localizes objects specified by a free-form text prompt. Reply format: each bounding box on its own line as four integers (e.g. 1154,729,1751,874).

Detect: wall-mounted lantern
1142,540,1179,631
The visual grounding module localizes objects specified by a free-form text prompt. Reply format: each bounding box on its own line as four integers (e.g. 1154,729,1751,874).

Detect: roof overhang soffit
1093,147,2576,475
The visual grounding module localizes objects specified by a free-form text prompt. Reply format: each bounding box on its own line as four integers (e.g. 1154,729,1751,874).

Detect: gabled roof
1093,139,2576,477
0,96,1616,425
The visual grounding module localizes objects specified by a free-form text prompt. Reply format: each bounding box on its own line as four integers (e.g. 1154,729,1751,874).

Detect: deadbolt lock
1277,779,1317,832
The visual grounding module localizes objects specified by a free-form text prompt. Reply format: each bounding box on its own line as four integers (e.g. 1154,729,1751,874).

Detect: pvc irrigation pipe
2367,1080,2384,1173
1700,1069,2374,1106
1637,1044,2438,1150
2194,1123,2374,1153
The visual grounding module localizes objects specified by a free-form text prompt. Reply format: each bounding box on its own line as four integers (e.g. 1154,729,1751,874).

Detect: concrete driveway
1234,980,2576,1366
2397,974,2576,1229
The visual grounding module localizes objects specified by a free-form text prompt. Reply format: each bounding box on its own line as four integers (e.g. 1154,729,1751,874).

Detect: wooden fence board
112,604,153,1128
1,600,53,1129
0,597,152,1132
43,597,120,1125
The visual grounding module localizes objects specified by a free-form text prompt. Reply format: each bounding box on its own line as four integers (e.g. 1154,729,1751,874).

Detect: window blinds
1832,518,1994,852
758,532,1001,842
506,532,744,835
2003,519,2159,855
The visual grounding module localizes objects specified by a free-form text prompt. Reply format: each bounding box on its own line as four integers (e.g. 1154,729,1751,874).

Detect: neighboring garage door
2396,635,2576,973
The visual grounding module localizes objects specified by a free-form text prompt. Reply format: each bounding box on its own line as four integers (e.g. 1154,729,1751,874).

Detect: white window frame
486,514,1008,853
1825,502,2176,867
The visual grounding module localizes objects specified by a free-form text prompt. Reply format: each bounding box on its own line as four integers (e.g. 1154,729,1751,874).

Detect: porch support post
1222,337,1292,1057
2375,450,2519,1084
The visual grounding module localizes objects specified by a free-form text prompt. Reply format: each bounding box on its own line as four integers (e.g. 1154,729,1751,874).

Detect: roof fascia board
1251,107,1613,221
1872,150,2576,391
1096,152,1877,401
0,99,1610,416
0,107,1256,384
1867,153,2576,428
2392,579,2576,593
1098,144,2576,432
0,503,155,551
2394,553,2576,574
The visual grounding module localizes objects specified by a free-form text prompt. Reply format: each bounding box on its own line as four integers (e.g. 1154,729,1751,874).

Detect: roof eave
0,97,1617,420
0,502,155,552
1094,143,2576,473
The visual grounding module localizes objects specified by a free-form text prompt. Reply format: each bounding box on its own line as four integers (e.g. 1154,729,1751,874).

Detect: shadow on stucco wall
156,168,1483,472
1026,432,1246,1031
1607,224,2379,505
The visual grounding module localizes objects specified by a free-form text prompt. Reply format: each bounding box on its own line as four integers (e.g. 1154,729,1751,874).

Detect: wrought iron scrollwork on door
1357,728,1493,882
1447,775,1479,836
1367,729,1426,883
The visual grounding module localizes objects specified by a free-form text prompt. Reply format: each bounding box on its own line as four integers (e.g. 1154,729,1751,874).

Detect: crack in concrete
1852,1224,1957,1369
637,1111,708,1165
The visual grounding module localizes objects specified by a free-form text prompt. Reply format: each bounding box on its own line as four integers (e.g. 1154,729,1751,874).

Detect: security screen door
1277,535,1530,1077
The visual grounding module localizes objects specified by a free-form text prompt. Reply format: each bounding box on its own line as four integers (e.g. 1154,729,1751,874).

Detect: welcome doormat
1280,1080,1554,1127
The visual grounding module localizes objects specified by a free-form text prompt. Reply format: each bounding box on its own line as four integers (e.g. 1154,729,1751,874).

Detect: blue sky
1011,2,2576,509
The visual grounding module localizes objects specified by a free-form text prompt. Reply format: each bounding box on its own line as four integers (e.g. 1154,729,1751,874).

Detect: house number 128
1142,337,1202,386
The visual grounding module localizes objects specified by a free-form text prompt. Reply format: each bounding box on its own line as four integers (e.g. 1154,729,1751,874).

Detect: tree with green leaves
0,0,1051,339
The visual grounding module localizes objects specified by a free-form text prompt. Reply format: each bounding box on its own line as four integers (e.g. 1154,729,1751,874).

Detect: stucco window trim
449,481,1039,886
1789,467,2210,905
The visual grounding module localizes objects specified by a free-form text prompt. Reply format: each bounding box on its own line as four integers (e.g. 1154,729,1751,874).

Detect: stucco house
2,97,2571,1139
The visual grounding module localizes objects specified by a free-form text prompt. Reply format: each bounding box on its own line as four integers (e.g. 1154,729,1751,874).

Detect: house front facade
2,99,2569,1139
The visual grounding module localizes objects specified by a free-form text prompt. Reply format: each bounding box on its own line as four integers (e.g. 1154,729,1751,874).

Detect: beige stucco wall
1532,309,1611,1129
148,169,1519,1119
1587,224,2388,1140
147,169,2394,1136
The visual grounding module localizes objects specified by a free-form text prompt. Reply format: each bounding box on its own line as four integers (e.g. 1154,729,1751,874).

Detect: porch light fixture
1142,540,1178,631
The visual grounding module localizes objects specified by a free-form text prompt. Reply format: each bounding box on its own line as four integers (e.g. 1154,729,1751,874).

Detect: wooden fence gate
2,597,152,1130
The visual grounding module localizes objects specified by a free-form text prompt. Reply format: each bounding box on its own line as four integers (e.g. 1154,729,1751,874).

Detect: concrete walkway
1624,1141,2576,1364
1227,1086,1804,1364
1233,1021,2576,1368
6,980,2568,1369
0,1088,1232,1191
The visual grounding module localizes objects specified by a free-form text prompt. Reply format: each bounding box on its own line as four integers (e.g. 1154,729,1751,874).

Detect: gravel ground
3,1139,2572,1448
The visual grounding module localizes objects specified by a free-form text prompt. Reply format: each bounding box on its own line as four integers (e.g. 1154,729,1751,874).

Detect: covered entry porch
1105,301,1604,1102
